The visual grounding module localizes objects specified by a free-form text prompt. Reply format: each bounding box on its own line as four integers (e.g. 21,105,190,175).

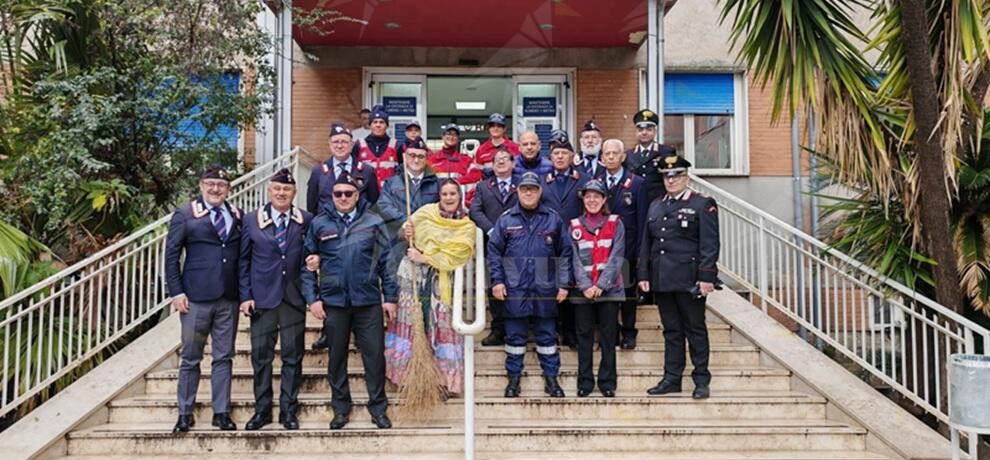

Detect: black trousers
250,301,306,416
488,289,506,337
654,292,711,387
325,304,388,417
574,301,618,392
558,299,577,342
619,286,639,340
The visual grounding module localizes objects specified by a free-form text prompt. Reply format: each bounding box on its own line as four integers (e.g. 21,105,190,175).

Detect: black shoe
600,389,616,398
371,413,392,429
504,375,521,398
172,414,194,433
544,376,565,397
329,412,349,430
312,331,329,351
281,412,299,430
646,380,682,396
577,388,592,397
481,332,504,346
245,412,271,430
692,386,710,400
620,336,637,350
212,413,237,431
562,336,578,351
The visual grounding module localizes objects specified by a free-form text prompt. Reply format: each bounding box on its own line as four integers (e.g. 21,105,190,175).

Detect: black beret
548,129,574,152
201,165,230,181
582,120,601,133
329,123,352,138
333,172,360,188
271,168,295,185
404,137,428,150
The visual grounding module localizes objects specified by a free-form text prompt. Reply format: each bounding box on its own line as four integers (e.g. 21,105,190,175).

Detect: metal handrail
0,148,301,419
688,173,990,427
451,227,487,460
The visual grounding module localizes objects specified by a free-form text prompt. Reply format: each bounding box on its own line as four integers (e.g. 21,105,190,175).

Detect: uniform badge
681,220,689,228
623,192,633,206
545,234,554,245
572,228,582,240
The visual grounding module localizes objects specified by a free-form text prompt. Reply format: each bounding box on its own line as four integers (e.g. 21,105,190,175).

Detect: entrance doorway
366,69,573,157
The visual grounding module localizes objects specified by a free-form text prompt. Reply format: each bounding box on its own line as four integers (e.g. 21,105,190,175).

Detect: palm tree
717,0,990,315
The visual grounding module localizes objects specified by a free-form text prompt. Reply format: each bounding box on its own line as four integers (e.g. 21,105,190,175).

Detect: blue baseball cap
517,171,542,189
486,113,507,126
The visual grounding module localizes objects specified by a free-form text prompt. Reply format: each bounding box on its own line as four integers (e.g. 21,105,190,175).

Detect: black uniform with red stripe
638,189,719,388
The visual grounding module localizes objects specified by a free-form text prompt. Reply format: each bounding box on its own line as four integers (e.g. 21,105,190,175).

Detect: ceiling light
539,23,554,30
456,102,487,110
384,22,401,29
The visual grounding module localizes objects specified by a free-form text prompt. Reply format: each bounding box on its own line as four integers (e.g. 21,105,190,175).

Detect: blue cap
369,104,389,124
486,113,507,126
441,123,460,135
406,120,422,130
517,171,542,189
579,179,608,197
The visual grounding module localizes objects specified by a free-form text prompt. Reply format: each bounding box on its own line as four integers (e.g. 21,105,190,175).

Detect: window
662,73,748,175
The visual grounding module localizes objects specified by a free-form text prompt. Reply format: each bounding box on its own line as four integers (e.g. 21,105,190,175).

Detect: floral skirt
384,258,465,394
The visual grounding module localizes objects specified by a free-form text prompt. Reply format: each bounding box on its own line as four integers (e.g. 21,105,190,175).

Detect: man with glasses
307,123,379,215
513,130,553,177
624,109,677,200
488,171,572,398
165,166,243,433
638,155,720,400
378,137,441,273
469,147,519,346
302,173,397,430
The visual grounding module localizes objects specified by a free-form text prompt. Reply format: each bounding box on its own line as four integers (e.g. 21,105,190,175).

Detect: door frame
363,67,577,139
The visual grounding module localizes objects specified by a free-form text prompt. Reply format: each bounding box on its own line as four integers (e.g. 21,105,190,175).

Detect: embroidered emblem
572,228,582,240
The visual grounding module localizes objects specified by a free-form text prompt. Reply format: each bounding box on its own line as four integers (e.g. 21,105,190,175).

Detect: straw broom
396,168,443,422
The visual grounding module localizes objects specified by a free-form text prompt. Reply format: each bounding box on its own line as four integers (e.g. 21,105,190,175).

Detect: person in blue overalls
487,171,573,398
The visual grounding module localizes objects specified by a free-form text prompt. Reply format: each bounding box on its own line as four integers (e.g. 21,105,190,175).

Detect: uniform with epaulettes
307,155,379,214
638,156,719,398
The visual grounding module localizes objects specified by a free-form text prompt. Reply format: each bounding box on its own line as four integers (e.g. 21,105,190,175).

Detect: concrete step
232,321,735,345
107,390,826,424
65,419,867,455
62,452,890,460
143,367,792,396
198,343,761,369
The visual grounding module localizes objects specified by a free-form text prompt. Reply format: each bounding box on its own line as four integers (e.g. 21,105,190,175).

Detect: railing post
452,229,488,460
757,216,768,313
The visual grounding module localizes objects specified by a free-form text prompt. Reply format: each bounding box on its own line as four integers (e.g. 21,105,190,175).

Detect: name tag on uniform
319,231,339,241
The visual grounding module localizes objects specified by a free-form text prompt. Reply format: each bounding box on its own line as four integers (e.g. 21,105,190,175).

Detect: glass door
370,74,427,144
512,75,569,157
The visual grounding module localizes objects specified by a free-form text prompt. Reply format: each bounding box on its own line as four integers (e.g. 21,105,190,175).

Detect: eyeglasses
202,181,229,189
493,156,513,163
407,153,427,160
332,190,356,198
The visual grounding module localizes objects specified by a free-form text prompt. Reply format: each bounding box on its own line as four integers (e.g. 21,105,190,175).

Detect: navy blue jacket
301,199,398,307
165,197,243,303
605,168,649,275
638,190,720,292
577,156,607,181
540,167,592,223
513,155,553,177
469,175,519,235
377,168,440,235
306,157,379,215
487,204,573,318
624,143,677,201
239,204,313,310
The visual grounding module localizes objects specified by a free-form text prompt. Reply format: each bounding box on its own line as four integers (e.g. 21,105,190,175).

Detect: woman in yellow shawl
384,179,476,407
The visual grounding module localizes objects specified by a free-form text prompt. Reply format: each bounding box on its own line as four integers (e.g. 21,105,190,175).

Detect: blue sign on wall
523,97,556,117
383,96,417,116
534,123,553,158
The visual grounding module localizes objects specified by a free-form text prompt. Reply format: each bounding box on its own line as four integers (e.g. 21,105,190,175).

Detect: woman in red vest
568,179,626,397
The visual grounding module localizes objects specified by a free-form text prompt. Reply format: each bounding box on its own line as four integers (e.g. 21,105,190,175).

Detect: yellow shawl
410,203,476,305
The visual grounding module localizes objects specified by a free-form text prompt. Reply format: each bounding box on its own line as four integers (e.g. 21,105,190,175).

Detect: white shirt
606,168,624,187
269,207,290,226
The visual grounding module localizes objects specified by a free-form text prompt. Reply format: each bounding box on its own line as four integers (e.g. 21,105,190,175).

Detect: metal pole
646,0,666,143
792,117,807,340
807,108,823,349
656,0,665,144
277,0,293,157
464,336,475,460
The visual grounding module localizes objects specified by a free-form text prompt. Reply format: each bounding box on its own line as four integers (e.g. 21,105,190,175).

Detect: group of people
163,105,720,434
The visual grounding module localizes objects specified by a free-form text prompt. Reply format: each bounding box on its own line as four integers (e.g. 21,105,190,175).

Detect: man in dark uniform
624,109,677,201
576,120,607,180
638,155,720,400
307,123,379,214
302,173,397,430
307,123,378,352
601,139,649,350
165,166,242,433
469,147,519,346
488,172,572,398
238,168,312,431
540,130,590,349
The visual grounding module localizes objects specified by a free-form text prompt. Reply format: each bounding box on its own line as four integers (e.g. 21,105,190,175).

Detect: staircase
58,304,889,459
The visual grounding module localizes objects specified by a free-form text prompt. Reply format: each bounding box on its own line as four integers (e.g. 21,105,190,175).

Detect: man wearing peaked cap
307,122,379,218
488,171,573,398
238,168,313,430
638,155,721,401
625,108,677,200
165,165,244,433
576,120,606,180
352,104,400,189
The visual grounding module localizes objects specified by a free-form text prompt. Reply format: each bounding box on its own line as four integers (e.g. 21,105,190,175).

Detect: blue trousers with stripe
504,316,560,377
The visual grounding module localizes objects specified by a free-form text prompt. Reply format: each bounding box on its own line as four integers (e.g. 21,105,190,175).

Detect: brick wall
575,69,639,145
291,67,364,162
747,77,800,176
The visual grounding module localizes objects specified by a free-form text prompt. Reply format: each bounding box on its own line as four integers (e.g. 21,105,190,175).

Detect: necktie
336,161,347,177
212,207,227,241
411,177,421,188
342,213,352,228
608,176,618,191
275,214,288,251
499,181,509,200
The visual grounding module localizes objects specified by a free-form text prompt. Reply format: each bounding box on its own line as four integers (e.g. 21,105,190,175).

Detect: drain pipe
792,116,808,341
807,109,822,349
